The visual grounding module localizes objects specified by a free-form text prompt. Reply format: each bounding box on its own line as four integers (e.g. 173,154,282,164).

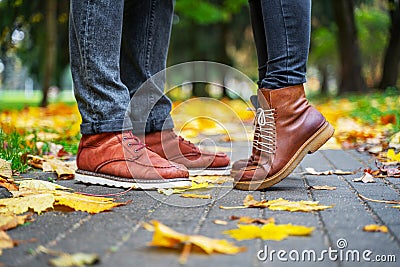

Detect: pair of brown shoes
75,129,230,189
75,84,334,191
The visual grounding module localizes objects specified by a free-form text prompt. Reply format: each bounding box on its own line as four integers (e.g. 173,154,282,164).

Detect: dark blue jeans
69,0,174,134
249,0,311,89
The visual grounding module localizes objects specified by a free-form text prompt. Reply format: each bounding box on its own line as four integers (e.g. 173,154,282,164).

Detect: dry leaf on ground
16,180,71,191
190,176,233,184
143,220,245,263
54,192,126,214
27,155,76,180
0,230,14,255
180,193,211,199
0,193,55,214
220,195,333,212
213,220,228,225
363,224,388,233
230,215,275,225
0,159,12,180
0,212,32,231
308,185,337,191
353,172,375,183
38,246,99,267
223,222,314,241
304,167,356,175
0,177,18,191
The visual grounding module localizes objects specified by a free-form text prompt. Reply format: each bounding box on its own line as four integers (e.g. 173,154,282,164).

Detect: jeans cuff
80,119,133,135
130,115,174,134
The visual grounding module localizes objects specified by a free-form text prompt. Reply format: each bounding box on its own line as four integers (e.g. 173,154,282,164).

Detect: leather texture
76,132,189,180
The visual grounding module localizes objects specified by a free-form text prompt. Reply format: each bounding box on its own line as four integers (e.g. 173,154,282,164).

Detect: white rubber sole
188,166,231,176
74,171,192,190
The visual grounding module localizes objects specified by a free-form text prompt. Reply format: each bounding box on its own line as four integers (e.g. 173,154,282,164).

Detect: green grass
0,90,76,111
0,129,34,173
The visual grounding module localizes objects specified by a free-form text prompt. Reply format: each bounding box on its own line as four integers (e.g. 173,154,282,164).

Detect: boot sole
74,170,192,190
234,121,335,191
189,166,231,176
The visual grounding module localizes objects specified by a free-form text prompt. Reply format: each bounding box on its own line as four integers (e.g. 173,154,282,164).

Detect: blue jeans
69,0,174,135
249,0,311,89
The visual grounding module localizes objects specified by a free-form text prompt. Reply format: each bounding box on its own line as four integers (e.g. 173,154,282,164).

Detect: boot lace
122,133,147,152
255,108,276,154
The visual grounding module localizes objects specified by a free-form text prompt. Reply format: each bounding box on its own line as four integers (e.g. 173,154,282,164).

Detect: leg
233,0,334,190
70,0,191,188
260,0,311,89
69,0,131,134
120,0,174,134
248,0,268,88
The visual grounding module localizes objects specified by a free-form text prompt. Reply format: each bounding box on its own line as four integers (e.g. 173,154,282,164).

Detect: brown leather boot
75,132,191,189
145,130,230,176
233,85,334,190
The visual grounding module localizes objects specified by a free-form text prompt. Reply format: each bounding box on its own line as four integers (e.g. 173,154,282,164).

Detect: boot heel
308,122,335,154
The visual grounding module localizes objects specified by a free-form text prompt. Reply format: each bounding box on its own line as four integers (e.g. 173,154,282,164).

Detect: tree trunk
319,65,329,95
379,0,400,89
331,0,367,94
40,0,57,107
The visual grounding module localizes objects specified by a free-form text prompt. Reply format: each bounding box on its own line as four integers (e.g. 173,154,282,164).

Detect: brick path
2,143,399,267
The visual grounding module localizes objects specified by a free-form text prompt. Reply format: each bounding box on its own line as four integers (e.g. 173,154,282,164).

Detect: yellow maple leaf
266,198,333,212
0,194,55,215
363,224,388,233
54,192,125,214
387,149,400,162
144,220,246,257
220,195,332,212
223,222,314,241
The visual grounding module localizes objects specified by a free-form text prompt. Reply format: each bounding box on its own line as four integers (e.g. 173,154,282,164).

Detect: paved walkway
2,142,400,267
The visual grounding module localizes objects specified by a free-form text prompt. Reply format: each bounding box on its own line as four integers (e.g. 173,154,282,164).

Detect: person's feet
145,130,230,176
75,132,191,189
233,85,334,190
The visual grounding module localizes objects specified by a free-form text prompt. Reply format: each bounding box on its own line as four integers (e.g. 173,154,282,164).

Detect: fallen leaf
392,205,400,209
16,180,71,191
144,220,245,262
0,230,14,254
223,222,314,241
180,193,211,199
0,177,18,191
353,172,375,183
54,192,125,214
304,167,356,175
219,195,332,212
158,182,211,195
0,194,55,214
358,193,400,204
308,185,337,191
213,220,228,225
230,215,274,225
190,176,233,184
363,224,388,233
0,159,12,180
266,198,333,212
48,253,100,267
0,212,32,231
38,246,99,267
27,155,76,180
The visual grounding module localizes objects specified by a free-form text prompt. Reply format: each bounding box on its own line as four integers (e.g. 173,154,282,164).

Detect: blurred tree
356,3,390,87
379,0,400,89
332,0,367,93
170,0,249,97
0,0,69,106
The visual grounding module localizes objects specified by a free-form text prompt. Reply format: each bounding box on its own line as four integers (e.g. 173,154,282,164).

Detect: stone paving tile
1,147,399,267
